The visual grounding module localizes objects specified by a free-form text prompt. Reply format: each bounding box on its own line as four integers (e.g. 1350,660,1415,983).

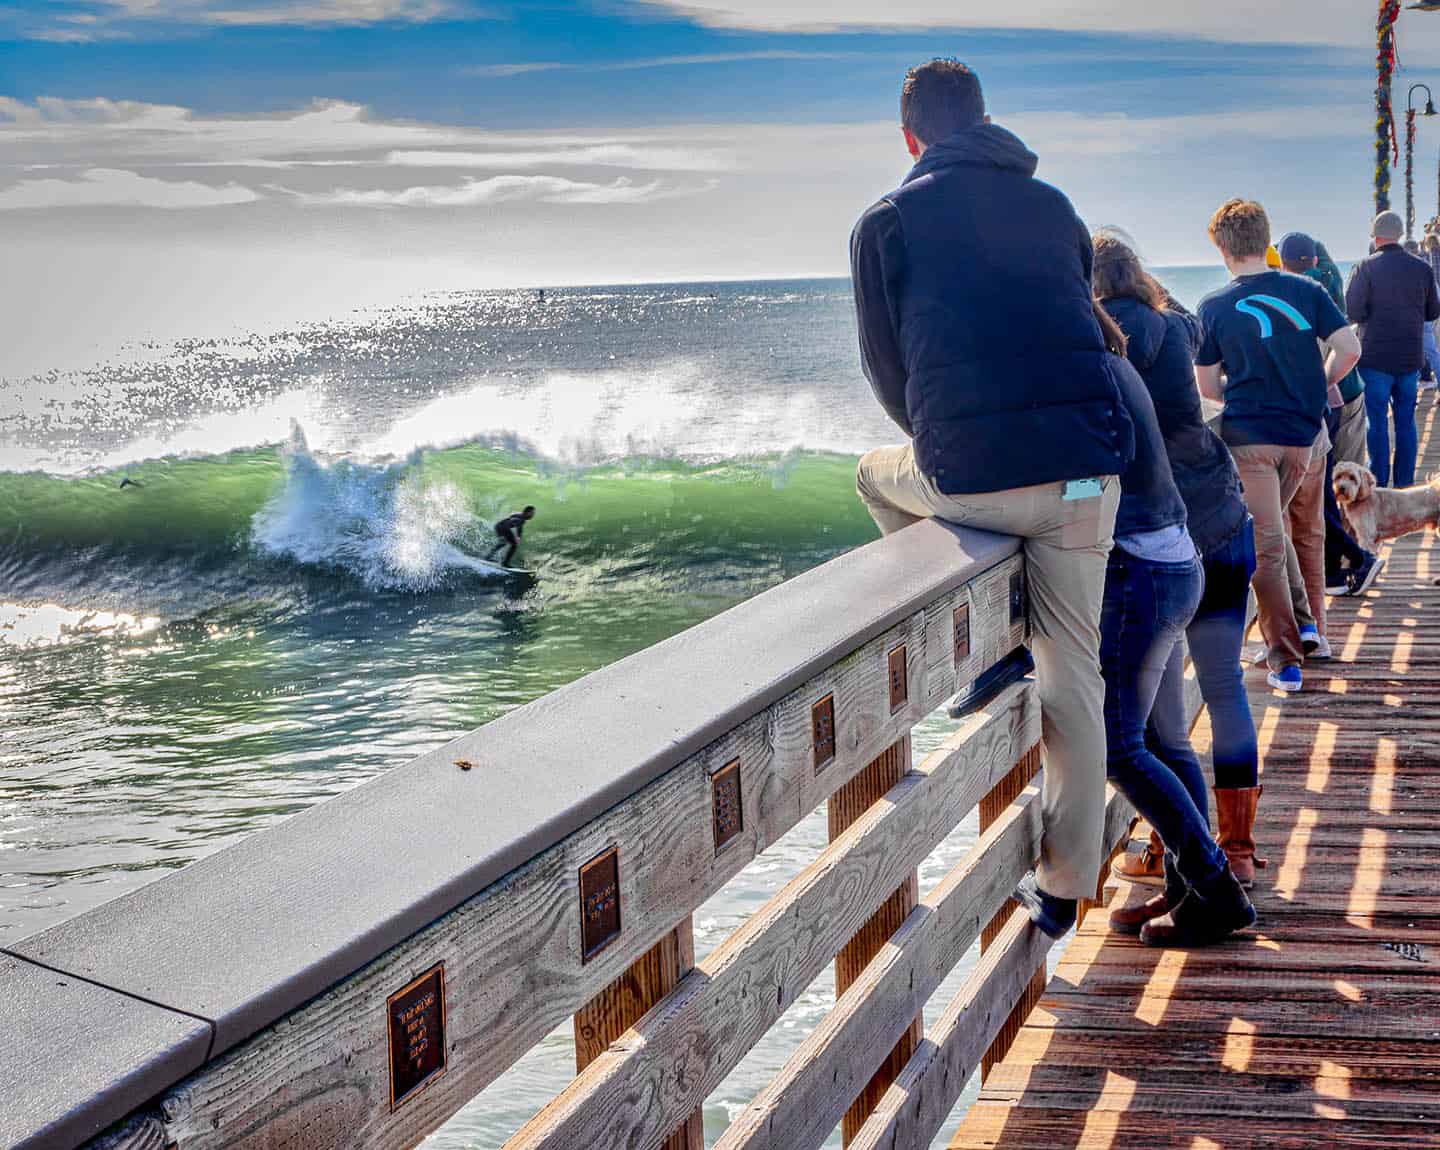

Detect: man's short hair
901,59,985,146
1208,198,1271,260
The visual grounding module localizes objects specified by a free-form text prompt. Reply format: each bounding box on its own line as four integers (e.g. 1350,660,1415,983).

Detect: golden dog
1332,461,1440,551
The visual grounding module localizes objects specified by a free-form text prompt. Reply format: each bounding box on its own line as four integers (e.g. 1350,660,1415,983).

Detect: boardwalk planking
949,406,1440,1148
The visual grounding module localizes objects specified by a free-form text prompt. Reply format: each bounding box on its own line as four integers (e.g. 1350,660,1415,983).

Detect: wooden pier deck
950,404,1440,1149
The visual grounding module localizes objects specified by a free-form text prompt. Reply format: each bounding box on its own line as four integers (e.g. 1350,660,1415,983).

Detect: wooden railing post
829,735,919,1145
573,919,704,1150
978,742,1045,1081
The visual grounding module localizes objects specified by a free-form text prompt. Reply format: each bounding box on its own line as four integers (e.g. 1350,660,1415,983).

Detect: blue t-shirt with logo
1196,270,1347,447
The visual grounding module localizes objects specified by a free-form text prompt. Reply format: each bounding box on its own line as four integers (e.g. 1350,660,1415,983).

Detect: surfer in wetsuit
487,506,535,567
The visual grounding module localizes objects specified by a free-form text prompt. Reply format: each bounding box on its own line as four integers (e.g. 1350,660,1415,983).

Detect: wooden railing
2,518,1155,1150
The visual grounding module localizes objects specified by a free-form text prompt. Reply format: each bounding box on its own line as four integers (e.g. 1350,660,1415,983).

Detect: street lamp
1407,83,1438,239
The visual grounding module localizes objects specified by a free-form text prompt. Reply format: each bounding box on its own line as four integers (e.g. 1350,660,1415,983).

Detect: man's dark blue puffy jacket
850,123,1134,495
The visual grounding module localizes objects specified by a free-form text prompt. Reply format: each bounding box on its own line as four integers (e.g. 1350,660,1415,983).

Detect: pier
5,414,1439,1150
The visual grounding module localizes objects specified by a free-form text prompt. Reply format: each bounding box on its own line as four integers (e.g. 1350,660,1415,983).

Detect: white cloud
637,0,1388,47
466,50,861,77
295,174,710,206
385,144,735,172
0,168,259,210
10,0,468,39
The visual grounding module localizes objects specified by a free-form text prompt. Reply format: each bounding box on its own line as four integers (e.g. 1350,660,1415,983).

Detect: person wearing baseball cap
1346,210,1440,488
1278,232,1384,599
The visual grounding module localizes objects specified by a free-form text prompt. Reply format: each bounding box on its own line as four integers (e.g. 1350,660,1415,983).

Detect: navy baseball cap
1278,232,1317,262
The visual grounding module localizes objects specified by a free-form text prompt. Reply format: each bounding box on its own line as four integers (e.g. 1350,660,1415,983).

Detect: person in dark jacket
1280,232,1384,597
1346,210,1440,487
851,59,1135,938
1093,235,1265,889
1078,303,1255,946
1315,240,1368,466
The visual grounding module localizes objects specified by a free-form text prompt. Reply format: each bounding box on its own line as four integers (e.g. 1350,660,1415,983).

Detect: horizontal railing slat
504,681,1040,1150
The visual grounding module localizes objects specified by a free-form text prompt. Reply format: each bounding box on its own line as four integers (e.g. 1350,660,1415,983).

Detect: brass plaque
1009,571,1027,624
811,695,836,773
579,847,622,962
953,603,971,665
712,759,743,853
888,645,908,713
387,963,446,1110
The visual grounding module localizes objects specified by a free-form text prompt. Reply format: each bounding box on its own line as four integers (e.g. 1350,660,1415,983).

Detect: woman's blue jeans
1102,548,1227,893
1150,519,1261,793
1362,367,1420,487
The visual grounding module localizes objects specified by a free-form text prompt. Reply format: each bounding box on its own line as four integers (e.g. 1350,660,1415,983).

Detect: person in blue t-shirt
1195,200,1361,694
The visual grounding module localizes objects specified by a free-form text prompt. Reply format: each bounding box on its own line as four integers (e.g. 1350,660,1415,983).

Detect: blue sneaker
1299,626,1332,659
1267,665,1303,693
1014,873,1078,940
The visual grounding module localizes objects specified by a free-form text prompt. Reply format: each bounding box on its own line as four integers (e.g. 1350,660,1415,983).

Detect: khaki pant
856,444,1119,900
1230,440,1327,671
1332,392,1368,468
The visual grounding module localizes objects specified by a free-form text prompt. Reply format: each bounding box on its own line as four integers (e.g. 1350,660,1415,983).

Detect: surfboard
441,544,538,585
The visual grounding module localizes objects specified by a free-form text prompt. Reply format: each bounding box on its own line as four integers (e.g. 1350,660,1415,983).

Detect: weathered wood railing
2,519,1149,1150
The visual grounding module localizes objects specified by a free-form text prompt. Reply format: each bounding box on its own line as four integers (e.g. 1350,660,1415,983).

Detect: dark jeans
1362,367,1420,487
1150,519,1260,793
1103,548,1227,892
1324,408,1367,580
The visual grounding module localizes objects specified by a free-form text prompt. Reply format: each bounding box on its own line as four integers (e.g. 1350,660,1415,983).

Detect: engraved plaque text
579,847,622,962
388,963,446,1110
811,694,836,773
888,644,908,713
712,759,743,853
953,603,971,665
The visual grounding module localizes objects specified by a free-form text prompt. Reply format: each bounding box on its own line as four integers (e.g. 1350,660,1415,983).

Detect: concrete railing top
2,519,1021,1150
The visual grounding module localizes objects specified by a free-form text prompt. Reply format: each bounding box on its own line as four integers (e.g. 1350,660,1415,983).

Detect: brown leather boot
1109,892,1172,935
1113,829,1165,886
1214,786,1265,888
1140,868,1256,948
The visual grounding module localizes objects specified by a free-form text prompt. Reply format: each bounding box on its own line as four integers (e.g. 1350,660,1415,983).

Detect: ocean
0,267,1231,1147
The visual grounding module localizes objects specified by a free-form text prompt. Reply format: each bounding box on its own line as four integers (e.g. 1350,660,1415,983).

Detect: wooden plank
830,739,921,1145
847,907,1049,1150
140,556,1027,1150
504,684,1039,1150
572,919,701,1150
713,786,1136,1150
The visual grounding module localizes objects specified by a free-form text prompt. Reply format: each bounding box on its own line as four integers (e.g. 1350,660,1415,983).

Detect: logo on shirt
1234,294,1313,339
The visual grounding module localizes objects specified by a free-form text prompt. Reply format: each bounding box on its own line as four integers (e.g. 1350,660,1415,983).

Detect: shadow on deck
949,402,1440,1149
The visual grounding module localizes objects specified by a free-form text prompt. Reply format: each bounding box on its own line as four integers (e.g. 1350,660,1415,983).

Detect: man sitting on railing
850,58,1135,939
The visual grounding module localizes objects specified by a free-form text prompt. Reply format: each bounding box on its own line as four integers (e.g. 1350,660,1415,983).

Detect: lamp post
1408,83,1438,239
1377,3,1440,216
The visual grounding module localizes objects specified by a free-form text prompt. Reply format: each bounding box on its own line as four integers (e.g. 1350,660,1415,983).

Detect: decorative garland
1408,107,1418,236
1378,0,1402,212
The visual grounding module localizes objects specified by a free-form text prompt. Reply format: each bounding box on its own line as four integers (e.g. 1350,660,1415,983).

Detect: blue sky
4,1,1440,373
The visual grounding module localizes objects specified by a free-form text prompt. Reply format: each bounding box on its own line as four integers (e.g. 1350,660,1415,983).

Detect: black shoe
1346,552,1384,596
1014,873,1078,940
1140,867,1256,947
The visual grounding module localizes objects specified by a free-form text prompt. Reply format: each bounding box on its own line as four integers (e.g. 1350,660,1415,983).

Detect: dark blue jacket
1346,243,1440,375
850,124,1134,495
1104,296,1246,556
1108,354,1188,542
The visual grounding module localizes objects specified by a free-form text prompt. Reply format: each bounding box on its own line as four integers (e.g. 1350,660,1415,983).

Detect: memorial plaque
811,694,836,773
579,847,622,962
1009,571,1027,624
953,603,971,665
387,963,447,1110
711,758,743,854
888,644,908,713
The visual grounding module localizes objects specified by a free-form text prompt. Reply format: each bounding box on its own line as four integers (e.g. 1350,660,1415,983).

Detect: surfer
118,476,142,489
487,506,536,567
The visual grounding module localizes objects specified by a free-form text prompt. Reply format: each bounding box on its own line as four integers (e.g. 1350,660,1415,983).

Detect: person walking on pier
1347,211,1440,488
1088,303,1255,945
1196,200,1361,693
1279,232,1384,598
851,58,1134,940
1092,235,1266,890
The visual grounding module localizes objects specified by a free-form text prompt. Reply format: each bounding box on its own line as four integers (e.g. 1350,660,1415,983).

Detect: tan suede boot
1214,785,1265,889
1113,829,1165,886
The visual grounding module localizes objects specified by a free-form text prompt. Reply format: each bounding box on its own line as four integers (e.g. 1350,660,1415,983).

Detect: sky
6,1,1440,373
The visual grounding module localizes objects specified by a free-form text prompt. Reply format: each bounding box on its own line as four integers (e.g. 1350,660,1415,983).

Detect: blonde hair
1424,232,1440,253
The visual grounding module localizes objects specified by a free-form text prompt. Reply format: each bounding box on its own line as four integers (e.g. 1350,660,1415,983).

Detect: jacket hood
903,123,1039,184
1103,297,1167,374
